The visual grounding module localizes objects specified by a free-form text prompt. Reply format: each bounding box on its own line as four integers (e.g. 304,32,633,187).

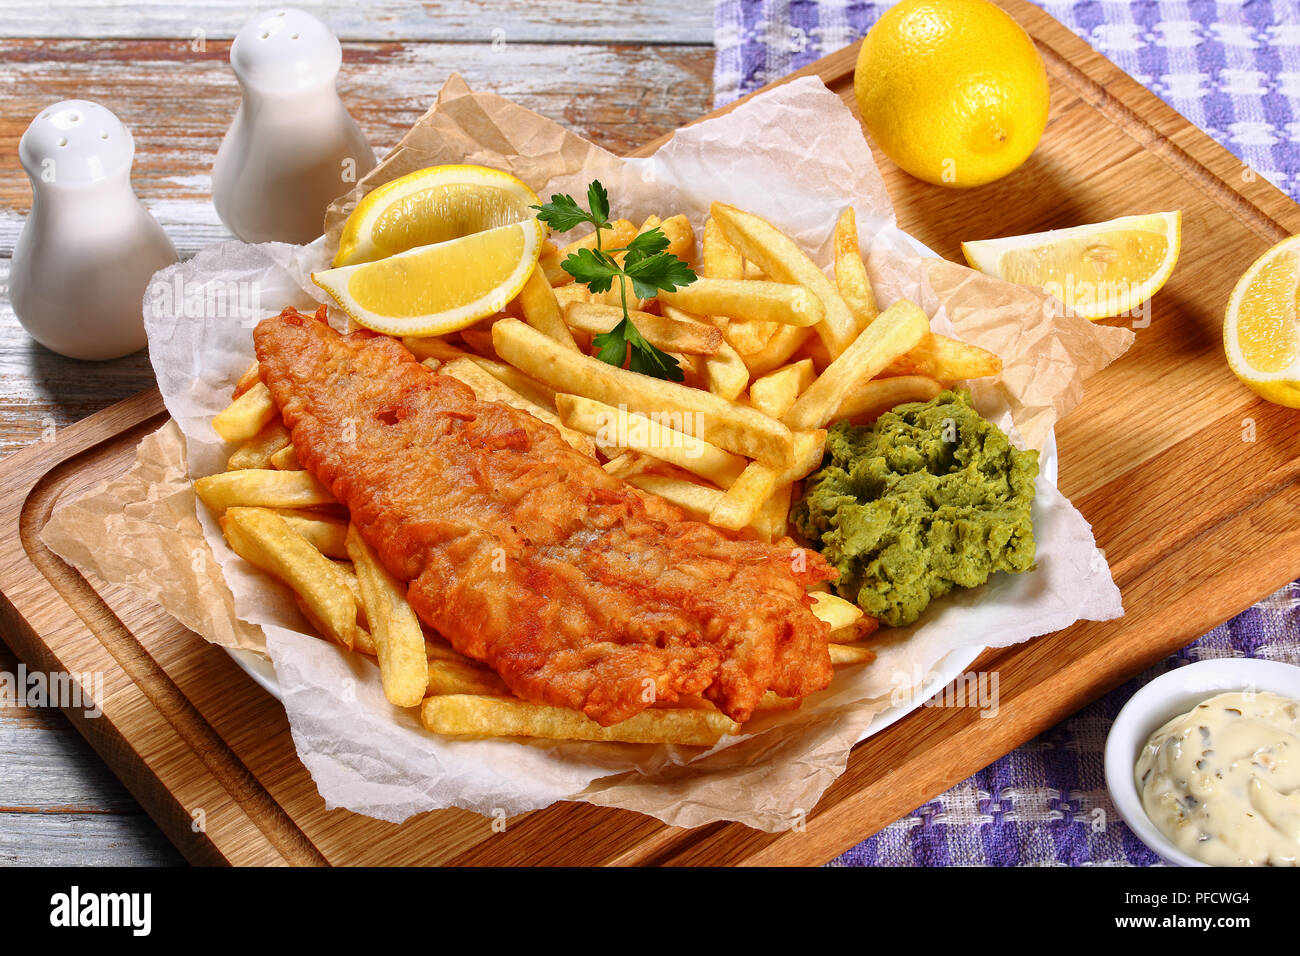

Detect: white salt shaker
213,8,377,244
10,100,179,361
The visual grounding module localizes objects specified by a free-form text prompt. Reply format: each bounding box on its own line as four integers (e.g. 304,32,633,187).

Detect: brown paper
41,421,264,652
40,75,1133,831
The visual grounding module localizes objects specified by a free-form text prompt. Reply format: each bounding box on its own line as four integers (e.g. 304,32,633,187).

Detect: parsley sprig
532,181,696,381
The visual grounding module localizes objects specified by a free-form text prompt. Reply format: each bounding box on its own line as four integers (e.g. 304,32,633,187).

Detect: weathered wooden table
0,0,714,865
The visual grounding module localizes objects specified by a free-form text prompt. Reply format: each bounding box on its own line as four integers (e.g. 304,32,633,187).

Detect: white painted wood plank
0,710,147,812
0,812,186,865
0,39,714,213
0,0,715,44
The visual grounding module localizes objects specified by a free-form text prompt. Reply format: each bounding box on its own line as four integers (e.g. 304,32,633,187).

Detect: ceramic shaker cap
18,100,135,187
230,8,344,92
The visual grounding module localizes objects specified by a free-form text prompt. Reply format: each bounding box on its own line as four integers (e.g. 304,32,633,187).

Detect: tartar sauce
1134,691,1300,866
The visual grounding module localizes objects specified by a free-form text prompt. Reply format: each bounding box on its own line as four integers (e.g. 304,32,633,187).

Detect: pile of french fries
194,198,1001,747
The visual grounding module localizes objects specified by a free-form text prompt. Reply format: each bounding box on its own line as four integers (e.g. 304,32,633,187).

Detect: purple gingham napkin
714,0,1300,865
716,0,1300,199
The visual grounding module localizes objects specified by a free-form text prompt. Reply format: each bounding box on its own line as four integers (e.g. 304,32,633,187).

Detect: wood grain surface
0,1,713,866
3,0,1299,867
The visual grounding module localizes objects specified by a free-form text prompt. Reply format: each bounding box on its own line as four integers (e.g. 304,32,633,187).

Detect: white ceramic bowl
1104,656,1300,866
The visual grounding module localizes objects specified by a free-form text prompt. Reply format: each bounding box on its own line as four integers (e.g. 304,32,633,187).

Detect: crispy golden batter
255,308,835,725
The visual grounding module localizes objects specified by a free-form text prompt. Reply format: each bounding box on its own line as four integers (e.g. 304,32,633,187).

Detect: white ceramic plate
1104,656,1300,866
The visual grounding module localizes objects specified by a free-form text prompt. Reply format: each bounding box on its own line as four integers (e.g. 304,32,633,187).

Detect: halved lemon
962,212,1182,320
1223,234,1300,408
312,219,543,337
334,164,542,267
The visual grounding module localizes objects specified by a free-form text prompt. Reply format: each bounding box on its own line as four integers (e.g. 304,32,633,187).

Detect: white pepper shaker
212,8,377,244
10,100,179,361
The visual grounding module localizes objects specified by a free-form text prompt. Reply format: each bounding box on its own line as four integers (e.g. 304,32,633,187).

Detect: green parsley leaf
560,248,620,294
531,192,596,233
624,252,697,301
592,317,685,382
586,181,610,228
621,226,671,264
535,180,696,382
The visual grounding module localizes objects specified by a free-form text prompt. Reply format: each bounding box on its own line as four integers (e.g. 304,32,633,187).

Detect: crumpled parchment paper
43,74,1133,831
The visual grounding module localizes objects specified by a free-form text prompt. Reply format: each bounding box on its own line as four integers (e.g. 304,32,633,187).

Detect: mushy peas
792,389,1037,627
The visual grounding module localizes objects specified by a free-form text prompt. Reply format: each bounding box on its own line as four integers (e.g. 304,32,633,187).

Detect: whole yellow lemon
854,0,1050,187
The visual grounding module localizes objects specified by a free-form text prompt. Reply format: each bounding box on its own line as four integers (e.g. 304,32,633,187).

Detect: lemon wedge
1223,234,1300,408
313,220,543,337
962,212,1182,320
334,164,542,267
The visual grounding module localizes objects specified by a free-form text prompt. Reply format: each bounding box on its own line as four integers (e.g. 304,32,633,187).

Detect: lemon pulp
348,224,529,318
370,183,534,258
333,164,541,267
962,212,1181,320
1232,249,1300,375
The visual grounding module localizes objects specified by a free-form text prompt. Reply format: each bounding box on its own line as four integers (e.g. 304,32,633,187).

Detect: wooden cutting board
3,0,1299,866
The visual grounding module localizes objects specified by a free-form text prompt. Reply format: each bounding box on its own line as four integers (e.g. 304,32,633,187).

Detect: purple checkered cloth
715,0,1300,199
714,0,1300,865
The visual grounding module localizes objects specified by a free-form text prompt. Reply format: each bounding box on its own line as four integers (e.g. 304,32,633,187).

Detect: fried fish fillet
254,307,835,725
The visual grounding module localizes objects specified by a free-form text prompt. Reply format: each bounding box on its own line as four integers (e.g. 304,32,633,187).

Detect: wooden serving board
3,0,1299,866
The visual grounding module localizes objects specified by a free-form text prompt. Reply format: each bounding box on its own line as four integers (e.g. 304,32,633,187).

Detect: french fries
226,419,291,470
750,481,792,543
782,300,930,431
212,381,277,443
345,525,428,707
698,339,749,401
711,201,858,356
440,356,596,457
705,429,826,530
275,510,349,559
658,279,826,328
420,695,741,745
556,394,748,488
233,361,262,398
426,659,511,697
517,265,580,351
701,216,742,286
708,460,779,531
563,302,723,355
269,443,300,471
602,450,654,480
811,591,880,642
552,284,596,310
810,591,864,632
829,643,876,666
492,318,796,465
538,240,566,285
628,473,724,522
662,304,749,401
741,324,814,378
833,206,879,327
401,335,471,364
835,374,944,423
659,214,695,262
884,333,1004,382
749,359,815,420
698,224,781,358
195,469,337,512
221,507,361,650
465,355,559,408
